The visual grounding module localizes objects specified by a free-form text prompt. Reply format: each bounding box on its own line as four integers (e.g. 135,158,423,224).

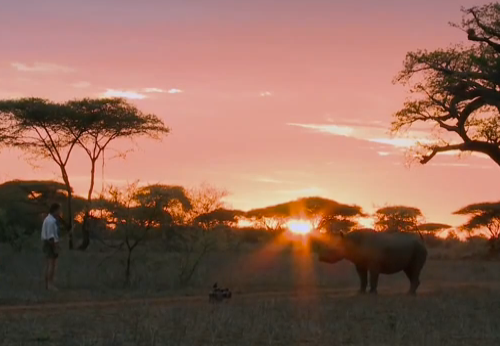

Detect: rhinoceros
317,228,427,295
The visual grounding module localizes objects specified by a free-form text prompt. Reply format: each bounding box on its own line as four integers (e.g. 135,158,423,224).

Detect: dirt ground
1,284,500,346
1,252,500,346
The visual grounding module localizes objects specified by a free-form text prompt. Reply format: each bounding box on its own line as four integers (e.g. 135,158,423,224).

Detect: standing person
41,203,61,291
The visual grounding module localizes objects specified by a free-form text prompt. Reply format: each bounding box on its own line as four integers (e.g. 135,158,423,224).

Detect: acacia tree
454,202,500,253
391,3,500,167
245,197,361,233
66,98,170,251
174,183,231,285
415,223,453,234
103,182,191,285
0,98,87,248
373,205,425,232
318,204,366,234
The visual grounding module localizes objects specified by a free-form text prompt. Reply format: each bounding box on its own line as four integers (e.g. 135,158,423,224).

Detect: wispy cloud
168,88,183,94
142,88,166,93
11,62,75,73
100,89,147,100
72,81,91,88
288,123,355,137
260,91,272,97
377,151,391,156
288,120,491,162
288,122,434,149
100,87,183,99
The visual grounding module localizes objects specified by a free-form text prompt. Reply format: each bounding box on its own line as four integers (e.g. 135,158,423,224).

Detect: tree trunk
78,159,96,251
125,250,132,286
60,166,74,250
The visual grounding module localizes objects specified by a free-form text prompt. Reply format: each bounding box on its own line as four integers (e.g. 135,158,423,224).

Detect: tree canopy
193,208,245,230
415,223,453,233
374,205,425,232
246,197,365,232
0,180,86,234
391,3,500,167
454,201,500,239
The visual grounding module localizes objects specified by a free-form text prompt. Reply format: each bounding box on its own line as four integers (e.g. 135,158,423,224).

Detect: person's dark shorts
42,240,59,259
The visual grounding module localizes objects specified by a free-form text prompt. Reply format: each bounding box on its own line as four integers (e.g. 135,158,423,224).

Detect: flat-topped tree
245,203,291,232
66,98,170,251
391,3,500,167
0,98,87,249
193,208,245,231
245,197,365,233
454,202,500,253
374,206,425,232
415,223,453,233
318,204,366,234
103,182,191,285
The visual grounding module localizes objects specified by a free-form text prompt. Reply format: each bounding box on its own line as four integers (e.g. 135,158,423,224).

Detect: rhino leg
404,250,427,295
403,266,420,295
355,265,367,294
368,269,379,294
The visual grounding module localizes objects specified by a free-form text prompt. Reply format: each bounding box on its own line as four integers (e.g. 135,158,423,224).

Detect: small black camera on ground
208,282,232,303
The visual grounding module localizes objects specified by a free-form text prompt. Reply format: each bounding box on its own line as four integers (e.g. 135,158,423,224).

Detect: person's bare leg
48,259,58,290
44,259,50,289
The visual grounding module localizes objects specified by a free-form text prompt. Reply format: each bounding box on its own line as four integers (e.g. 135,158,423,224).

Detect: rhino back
343,229,426,273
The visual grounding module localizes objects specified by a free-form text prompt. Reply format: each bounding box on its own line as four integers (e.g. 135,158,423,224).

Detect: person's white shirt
41,214,59,243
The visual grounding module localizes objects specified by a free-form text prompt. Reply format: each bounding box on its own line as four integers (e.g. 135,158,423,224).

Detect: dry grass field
1,241,500,345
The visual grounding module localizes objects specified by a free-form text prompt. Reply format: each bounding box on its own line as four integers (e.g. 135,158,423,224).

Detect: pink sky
1,0,498,228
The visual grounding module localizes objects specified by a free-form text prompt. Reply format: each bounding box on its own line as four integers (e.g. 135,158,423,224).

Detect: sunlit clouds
168,88,183,94
100,89,147,100
286,121,495,159
142,88,166,93
287,122,434,149
99,87,183,99
11,62,75,73
142,88,183,94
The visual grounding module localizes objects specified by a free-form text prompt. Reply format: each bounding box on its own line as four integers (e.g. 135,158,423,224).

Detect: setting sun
287,219,313,235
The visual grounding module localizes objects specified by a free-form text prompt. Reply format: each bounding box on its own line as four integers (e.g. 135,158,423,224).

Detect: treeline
1,179,499,253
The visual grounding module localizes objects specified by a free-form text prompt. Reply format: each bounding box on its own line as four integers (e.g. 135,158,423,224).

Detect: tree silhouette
245,197,364,233
374,205,425,232
318,203,366,234
102,182,191,285
0,98,87,248
454,202,500,253
193,208,244,230
67,98,170,251
415,222,453,233
0,180,86,250
174,183,230,285
391,3,500,167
